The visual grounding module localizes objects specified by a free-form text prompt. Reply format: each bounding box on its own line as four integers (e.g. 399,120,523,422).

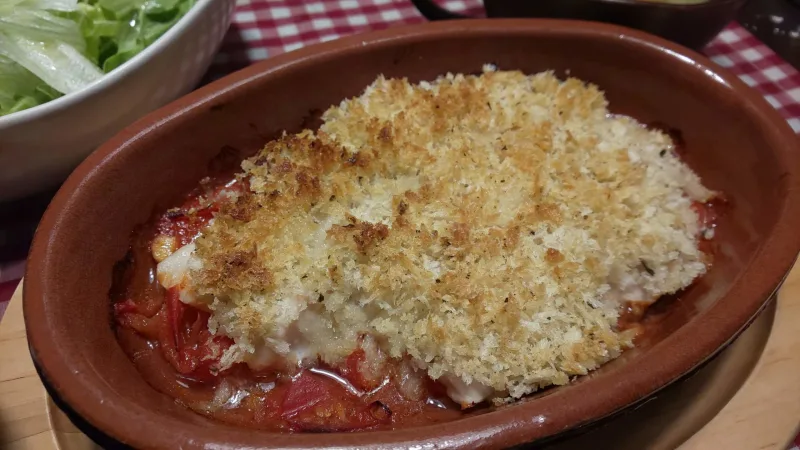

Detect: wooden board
1,264,799,450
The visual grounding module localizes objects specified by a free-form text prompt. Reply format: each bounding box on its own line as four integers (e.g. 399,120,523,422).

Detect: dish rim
24,18,800,449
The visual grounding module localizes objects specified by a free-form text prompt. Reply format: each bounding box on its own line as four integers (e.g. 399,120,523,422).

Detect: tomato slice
692,198,726,258
114,298,139,315
340,349,375,392
159,288,233,383
692,197,728,233
280,371,392,432
692,201,716,232
157,206,218,247
157,179,247,247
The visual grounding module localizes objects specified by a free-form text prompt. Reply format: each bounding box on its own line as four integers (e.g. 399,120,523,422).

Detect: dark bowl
24,19,800,449
411,0,748,49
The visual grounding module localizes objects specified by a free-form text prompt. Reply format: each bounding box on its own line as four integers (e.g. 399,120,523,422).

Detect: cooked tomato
159,288,233,383
114,298,139,315
280,371,391,432
112,175,465,431
692,201,716,232
340,349,376,392
617,301,651,331
157,207,217,247
692,198,725,257
157,178,248,246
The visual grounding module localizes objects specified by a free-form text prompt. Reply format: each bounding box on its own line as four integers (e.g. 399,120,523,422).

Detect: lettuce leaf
74,0,197,72
0,0,196,116
0,33,104,94
0,54,62,116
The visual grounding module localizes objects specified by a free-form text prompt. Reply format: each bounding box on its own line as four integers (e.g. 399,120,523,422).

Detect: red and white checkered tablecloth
1,0,799,445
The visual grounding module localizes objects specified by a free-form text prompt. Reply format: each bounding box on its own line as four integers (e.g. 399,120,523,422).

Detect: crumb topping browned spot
187,67,712,399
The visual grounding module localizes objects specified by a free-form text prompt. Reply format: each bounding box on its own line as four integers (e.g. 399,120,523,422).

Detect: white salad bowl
0,0,236,201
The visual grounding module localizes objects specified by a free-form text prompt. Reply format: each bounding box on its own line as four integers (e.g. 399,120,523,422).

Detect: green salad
0,0,196,116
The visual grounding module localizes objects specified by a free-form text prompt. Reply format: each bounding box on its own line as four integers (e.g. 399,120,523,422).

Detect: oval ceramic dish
24,19,800,449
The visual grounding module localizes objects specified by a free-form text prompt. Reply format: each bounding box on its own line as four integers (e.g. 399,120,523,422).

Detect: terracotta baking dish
24,19,800,449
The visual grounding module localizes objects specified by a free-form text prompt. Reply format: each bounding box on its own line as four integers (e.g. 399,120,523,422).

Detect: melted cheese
156,242,201,305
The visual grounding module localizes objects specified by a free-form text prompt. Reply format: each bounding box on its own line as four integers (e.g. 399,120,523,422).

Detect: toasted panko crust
190,67,712,399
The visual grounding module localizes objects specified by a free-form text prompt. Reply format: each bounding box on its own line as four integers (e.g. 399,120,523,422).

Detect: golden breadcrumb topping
187,67,712,399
